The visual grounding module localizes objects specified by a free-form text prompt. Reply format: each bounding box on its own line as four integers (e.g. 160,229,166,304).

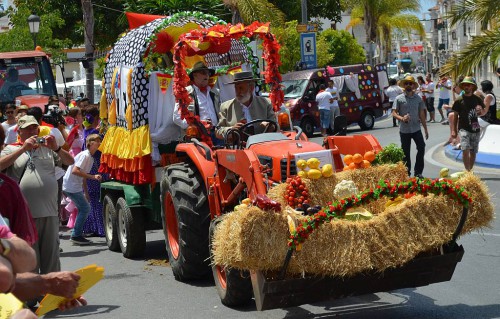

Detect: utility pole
301,0,307,24
81,0,95,103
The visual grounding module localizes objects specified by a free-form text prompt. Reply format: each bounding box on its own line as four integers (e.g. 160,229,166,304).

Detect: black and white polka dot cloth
104,15,248,130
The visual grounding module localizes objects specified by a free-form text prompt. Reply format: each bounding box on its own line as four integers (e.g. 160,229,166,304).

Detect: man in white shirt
325,80,340,132
315,84,333,136
173,61,222,145
436,75,452,122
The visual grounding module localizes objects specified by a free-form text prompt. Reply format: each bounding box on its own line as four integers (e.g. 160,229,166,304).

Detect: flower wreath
173,21,284,146
287,178,472,251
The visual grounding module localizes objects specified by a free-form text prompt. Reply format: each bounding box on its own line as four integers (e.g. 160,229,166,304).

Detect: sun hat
17,115,39,129
225,71,262,84
17,105,29,111
399,75,418,89
189,61,215,80
459,76,477,91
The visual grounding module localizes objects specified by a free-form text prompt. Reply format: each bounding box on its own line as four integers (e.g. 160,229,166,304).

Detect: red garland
287,178,473,250
173,22,284,138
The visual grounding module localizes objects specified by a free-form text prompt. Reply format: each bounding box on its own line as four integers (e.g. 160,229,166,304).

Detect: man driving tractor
216,71,276,139
0,68,28,101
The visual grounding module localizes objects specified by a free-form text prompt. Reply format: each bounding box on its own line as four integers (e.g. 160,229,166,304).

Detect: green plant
373,143,405,165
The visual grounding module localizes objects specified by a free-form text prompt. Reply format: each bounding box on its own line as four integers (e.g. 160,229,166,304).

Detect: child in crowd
62,134,102,245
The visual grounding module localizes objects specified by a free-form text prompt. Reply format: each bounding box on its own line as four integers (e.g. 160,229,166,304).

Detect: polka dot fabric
103,16,226,129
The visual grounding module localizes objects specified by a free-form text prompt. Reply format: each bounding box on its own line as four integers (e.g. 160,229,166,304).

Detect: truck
281,64,391,136
99,12,467,311
0,50,65,113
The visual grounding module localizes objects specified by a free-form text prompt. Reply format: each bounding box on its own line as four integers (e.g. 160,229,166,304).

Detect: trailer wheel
300,117,315,138
359,111,375,130
103,194,120,252
161,162,210,281
210,218,253,307
116,197,146,258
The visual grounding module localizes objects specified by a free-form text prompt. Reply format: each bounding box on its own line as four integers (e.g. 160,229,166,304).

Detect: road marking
471,232,500,237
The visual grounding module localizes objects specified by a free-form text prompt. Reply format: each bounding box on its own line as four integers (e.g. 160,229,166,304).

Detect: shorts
437,98,449,110
426,97,435,112
319,109,331,129
459,130,480,153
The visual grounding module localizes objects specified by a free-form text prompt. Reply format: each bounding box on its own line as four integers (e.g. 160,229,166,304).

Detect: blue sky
420,0,436,16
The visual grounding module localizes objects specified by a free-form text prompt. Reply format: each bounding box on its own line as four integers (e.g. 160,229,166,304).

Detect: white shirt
173,85,218,129
437,79,452,99
326,86,339,107
50,128,66,180
4,124,18,145
1,121,16,135
62,149,94,193
194,86,218,124
425,81,435,98
384,85,403,102
316,91,333,110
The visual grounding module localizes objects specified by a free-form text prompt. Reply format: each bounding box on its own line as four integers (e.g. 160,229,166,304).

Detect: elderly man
216,71,275,139
392,75,429,178
0,115,74,275
173,61,222,145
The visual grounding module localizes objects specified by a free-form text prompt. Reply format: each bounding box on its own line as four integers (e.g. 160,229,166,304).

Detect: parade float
97,12,495,311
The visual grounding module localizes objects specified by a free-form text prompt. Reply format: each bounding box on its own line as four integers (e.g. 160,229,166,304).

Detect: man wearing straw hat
173,61,222,145
451,76,485,171
392,75,429,178
216,71,275,139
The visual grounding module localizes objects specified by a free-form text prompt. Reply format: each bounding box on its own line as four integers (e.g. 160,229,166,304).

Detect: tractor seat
246,132,290,148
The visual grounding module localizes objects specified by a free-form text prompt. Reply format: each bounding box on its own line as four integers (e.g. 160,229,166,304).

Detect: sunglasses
5,111,14,114
404,83,414,86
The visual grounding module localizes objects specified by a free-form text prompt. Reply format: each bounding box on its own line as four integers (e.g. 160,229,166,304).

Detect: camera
42,104,66,127
36,137,45,144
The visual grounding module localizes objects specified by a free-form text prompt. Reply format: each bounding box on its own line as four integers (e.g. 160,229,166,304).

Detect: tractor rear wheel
161,162,211,281
209,218,253,307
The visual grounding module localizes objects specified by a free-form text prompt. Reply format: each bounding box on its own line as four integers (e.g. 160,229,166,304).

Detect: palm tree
440,0,500,77
222,0,285,27
123,0,231,21
345,0,423,63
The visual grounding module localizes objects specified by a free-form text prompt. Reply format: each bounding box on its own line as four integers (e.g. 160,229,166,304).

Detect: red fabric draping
125,12,165,30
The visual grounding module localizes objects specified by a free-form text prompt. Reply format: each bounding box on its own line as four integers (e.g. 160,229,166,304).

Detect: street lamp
27,13,41,50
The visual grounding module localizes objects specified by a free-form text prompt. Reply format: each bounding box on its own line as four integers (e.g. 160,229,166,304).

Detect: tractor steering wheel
238,119,278,139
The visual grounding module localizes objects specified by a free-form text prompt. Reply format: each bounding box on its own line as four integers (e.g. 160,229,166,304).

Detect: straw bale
212,170,494,277
268,162,409,206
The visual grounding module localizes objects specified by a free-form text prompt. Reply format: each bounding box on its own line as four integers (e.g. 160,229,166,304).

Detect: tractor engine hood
248,139,328,182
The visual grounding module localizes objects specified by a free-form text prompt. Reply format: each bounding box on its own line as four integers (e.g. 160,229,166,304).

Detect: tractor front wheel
161,162,211,281
209,218,253,307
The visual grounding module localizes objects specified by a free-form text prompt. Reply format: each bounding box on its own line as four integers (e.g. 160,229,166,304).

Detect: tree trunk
81,0,95,103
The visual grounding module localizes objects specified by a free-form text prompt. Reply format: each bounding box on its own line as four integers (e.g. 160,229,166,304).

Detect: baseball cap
17,115,39,129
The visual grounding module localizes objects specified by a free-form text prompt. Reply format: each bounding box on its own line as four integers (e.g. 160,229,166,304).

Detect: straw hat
225,71,262,84
189,61,215,80
459,76,477,91
399,75,418,89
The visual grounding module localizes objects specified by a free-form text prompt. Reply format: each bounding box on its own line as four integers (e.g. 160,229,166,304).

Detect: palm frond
448,0,500,27
346,17,363,30
230,0,285,27
440,28,500,77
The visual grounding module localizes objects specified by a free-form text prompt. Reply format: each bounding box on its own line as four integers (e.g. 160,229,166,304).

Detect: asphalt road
52,118,500,319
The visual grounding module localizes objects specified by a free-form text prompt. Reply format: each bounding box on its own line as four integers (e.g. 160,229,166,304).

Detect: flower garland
143,11,226,75
287,178,472,251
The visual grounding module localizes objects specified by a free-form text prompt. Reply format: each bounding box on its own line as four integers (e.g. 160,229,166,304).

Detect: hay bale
268,162,409,207
212,170,494,277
